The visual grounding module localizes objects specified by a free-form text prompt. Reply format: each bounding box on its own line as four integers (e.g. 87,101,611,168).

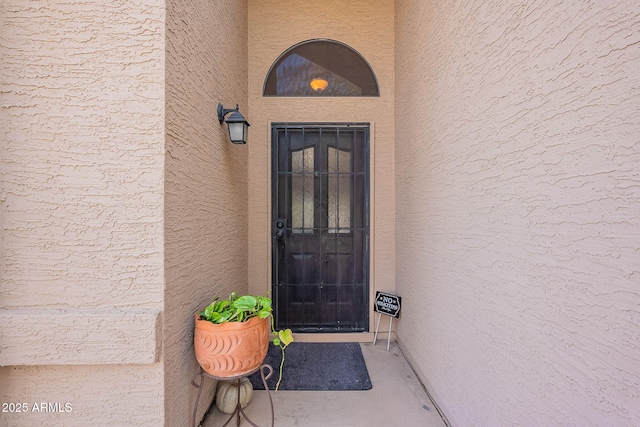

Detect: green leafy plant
199,292,293,390
199,292,272,324
271,322,293,391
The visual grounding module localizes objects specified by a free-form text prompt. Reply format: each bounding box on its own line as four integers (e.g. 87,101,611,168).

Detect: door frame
270,122,371,332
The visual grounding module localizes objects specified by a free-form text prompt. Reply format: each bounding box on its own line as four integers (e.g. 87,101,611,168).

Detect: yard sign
372,292,401,351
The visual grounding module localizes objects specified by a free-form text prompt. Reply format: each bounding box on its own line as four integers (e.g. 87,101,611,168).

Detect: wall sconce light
217,103,250,144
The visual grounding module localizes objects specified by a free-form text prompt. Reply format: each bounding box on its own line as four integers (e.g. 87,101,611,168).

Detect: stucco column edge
0,308,162,366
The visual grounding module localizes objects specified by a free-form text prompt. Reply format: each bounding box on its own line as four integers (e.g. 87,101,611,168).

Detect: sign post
372,292,401,351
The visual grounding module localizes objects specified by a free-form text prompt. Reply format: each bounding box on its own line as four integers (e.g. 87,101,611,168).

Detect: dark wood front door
272,124,370,332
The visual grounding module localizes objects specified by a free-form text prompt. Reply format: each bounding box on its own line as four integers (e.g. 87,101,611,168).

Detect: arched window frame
263,39,380,97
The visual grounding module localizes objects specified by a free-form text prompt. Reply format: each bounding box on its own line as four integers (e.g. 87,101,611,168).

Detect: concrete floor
202,341,447,427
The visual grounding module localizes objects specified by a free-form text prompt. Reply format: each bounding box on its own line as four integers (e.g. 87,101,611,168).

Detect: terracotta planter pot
194,314,269,377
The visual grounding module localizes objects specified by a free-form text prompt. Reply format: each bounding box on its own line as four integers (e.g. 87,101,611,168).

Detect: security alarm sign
374,292,401,318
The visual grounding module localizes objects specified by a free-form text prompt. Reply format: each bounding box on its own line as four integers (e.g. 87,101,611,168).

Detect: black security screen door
272,124,370,332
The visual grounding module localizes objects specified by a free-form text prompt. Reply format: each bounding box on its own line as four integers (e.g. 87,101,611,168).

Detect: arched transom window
263,39,379,97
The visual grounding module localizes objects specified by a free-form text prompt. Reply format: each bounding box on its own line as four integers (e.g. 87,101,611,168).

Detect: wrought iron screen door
272,124,370,332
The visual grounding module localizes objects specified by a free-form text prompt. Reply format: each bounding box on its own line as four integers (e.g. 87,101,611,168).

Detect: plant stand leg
191,370,207,427
191,365,274,427
219,378,252,427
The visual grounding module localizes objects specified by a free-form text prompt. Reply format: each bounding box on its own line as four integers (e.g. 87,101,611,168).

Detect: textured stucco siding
164,0,248,425
0,308,161,365
0,0,165,425
0,0,165,309
0,364,164,426
395,1,640,426
247,0,395,328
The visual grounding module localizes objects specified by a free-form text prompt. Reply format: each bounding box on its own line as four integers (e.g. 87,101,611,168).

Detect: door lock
274,219,285,241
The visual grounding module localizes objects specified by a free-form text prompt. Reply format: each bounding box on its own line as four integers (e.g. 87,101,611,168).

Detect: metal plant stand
191,364,274,427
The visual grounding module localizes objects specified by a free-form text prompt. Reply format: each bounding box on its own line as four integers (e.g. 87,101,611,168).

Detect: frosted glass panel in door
328,147,351,233
291,147,314,233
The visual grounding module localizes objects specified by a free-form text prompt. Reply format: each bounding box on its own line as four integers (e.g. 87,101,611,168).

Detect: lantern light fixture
217,103,250,144
310,78,329,91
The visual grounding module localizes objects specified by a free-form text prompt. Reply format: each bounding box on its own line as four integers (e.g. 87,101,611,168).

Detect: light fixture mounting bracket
217,103,239,124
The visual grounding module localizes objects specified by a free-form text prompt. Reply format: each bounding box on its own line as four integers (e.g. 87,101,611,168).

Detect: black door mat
248,342,372,391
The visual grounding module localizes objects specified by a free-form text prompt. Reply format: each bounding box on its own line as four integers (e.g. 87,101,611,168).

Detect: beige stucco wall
4,1,638,425
247,0,395,333
395,1,640,426
164,0,248,425
0,0,165,425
